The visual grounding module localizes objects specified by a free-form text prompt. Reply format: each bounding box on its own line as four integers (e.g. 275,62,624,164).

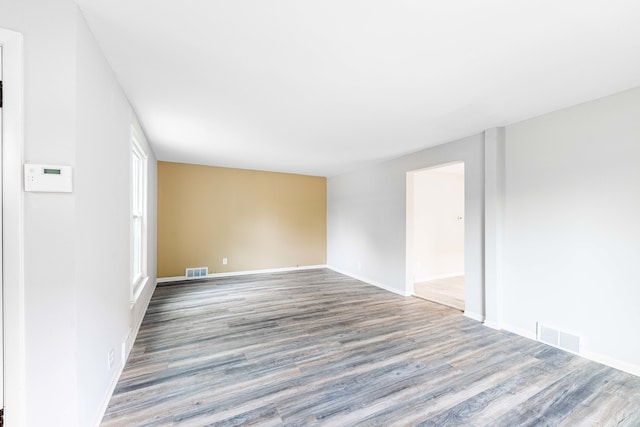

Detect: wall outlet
222,257,228,265
121,341,127,365
107,348,115,370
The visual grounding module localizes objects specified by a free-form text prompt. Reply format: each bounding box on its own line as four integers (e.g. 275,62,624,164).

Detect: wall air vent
536,322,581,354
538,324,559,347
185,267,208,279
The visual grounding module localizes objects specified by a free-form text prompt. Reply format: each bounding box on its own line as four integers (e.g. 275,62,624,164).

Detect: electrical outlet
121,341,127,365
107,348,115,370
222,257,228,265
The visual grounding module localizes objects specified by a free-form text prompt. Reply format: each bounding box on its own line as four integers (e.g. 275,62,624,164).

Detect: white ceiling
76,0,640,177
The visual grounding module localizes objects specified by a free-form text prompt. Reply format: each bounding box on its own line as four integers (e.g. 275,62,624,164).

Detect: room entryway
414,275,464,310
407,163,465,311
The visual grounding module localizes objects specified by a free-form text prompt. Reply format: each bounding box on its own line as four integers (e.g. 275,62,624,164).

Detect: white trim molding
500,322,537,341
157,265,328,284
482,319,502,330
131,275,149,303
464,311,485,323
417,272,465,282
327,266,409,297
1,27,26,427
126,279,157,360
93,341,127,427
500,322,640,378
130,125,148,303
582,350,640,378
95,277,158,427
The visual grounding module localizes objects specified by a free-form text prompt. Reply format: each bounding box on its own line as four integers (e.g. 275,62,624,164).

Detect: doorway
407,163,465,310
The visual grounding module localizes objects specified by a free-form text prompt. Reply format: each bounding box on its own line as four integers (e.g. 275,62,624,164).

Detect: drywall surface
0,1,80,425
158,162,326,277
413,167,464,282
75,12,130,426
75,15,158,427
0,1,158,425
503,87,640,371
327,134,484,317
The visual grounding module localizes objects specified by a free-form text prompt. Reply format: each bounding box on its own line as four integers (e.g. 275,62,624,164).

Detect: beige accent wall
158,161,327,277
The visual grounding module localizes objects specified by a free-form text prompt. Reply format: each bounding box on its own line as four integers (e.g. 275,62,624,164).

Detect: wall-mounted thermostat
24,164,73,193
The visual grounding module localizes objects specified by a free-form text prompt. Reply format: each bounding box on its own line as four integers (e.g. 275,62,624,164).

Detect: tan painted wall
158,161,327,277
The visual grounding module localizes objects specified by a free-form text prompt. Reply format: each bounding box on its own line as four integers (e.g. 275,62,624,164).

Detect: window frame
131,126,148,302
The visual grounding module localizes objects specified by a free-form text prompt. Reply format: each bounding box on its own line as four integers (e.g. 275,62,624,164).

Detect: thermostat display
24,164,73,193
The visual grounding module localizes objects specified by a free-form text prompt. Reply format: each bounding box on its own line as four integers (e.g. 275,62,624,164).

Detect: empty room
1,0,640,426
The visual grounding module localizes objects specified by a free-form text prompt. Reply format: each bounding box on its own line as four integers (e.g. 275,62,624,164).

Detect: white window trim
131,126,148,302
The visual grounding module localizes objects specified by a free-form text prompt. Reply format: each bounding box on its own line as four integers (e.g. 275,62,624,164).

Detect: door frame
405,161,465,299
0,27,26,426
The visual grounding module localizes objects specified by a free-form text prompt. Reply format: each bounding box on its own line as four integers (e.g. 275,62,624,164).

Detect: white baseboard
582,350,640,378
93,339,129,427
157,264,328,283
126,279,158,358
93,357,124,427
482,319,502,330
499,322,640,378
327,266,409,296
93,278,159,427
500,322,537,340
463,311,485,322
416,272,465,282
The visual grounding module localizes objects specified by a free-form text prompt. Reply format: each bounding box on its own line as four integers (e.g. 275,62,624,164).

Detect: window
131,127,148,300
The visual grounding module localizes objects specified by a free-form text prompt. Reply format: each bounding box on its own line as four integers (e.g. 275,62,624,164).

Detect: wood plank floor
102,269,640,426
414,276,465,311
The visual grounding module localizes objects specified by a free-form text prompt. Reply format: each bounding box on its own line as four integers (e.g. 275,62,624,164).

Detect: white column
483,127,505,329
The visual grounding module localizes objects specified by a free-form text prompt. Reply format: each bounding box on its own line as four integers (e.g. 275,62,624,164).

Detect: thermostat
24,164,73,193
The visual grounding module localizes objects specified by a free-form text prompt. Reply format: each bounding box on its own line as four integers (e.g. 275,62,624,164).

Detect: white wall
0,0,158,425
413,167,464,282
328,86,640,375
502,87,640,373
7,1,80,425
327,134,485,319
75,14,158,427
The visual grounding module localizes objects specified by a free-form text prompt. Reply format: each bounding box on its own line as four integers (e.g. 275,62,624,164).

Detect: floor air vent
186,267,208,279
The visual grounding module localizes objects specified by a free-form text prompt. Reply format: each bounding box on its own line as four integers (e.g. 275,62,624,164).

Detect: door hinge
0,80,3,108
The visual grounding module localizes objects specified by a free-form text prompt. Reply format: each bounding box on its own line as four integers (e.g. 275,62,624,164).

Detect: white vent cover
538,324,559,347
186,267,208,279
559,331,581,354
537,322,581,354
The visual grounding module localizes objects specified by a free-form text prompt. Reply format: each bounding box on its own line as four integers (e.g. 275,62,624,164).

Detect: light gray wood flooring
102,269,640,426
414,276,465,311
